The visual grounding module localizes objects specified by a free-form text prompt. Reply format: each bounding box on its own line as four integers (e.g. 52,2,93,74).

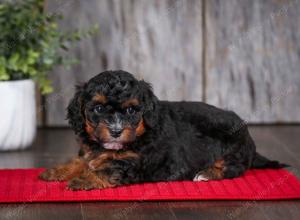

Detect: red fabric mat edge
0,168,299,203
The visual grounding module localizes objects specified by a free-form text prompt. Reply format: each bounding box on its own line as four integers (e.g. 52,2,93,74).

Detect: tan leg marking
193,159,225,181
67,168,121,190
88,150,138,171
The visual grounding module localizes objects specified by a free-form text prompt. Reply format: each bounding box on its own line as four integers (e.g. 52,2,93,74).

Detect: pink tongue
103,143,124,150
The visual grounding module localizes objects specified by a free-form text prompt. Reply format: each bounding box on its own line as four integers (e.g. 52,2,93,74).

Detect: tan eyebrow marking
122,98,139,108
92,94,107,104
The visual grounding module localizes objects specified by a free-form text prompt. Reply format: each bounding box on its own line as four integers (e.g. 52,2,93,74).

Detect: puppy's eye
126,106,136,115
94,104,104,114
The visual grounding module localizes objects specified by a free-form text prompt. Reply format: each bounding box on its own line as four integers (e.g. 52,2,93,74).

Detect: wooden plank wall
204,0,300,123
44,0,300,126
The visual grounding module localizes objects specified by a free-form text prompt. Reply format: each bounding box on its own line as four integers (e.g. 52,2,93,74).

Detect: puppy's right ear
139,80,159,129
67,84,86,135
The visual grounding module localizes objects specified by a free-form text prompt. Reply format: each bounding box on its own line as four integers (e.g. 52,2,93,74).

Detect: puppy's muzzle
107,113,124,138
109,128,123,138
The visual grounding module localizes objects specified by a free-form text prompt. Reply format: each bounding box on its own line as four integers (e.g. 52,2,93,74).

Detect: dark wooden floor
0,126,299,220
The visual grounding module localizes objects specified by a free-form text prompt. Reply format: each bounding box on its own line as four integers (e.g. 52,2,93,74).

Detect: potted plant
0,0,97,150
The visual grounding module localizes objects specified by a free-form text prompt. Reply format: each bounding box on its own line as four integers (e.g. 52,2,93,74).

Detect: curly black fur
67,70,287,185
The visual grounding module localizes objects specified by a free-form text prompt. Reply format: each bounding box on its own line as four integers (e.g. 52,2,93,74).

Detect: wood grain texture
204,0,300,123
45,0,203,126
45,0,300,126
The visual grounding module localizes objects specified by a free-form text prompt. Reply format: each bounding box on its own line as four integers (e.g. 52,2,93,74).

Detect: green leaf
28,49,40,59
0,65,9,80
20,64,29,73
27,50,39,64
38,78,53,94
8,53,20,70
0,0,97,93
43,57,54,65
28,67,37,76
41,84,53,94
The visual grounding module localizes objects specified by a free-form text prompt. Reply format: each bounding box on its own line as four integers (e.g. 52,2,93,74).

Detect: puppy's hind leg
193,159,225,181
193,159,246,181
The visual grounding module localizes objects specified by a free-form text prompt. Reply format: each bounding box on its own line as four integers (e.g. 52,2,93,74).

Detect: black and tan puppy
39,70,287,190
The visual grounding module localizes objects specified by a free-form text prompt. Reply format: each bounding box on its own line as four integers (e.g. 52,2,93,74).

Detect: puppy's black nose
110,129,123,138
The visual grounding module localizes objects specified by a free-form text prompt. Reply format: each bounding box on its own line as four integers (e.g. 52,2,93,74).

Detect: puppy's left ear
139,80,159,129
66,84,86,135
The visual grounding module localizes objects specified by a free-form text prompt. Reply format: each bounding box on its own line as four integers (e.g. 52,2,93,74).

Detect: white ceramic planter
0,79,36,150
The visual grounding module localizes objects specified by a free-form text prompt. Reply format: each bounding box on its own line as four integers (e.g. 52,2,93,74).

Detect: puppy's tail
251,152,289,169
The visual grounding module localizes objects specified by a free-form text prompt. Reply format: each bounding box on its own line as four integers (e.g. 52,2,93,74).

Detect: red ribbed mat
0,168,299,203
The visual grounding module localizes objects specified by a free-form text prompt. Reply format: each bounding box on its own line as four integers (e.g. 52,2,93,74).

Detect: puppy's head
67,70,158,150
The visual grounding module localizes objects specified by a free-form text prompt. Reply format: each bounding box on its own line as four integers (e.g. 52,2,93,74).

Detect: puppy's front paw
67,177,96,191
39,168,66,182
